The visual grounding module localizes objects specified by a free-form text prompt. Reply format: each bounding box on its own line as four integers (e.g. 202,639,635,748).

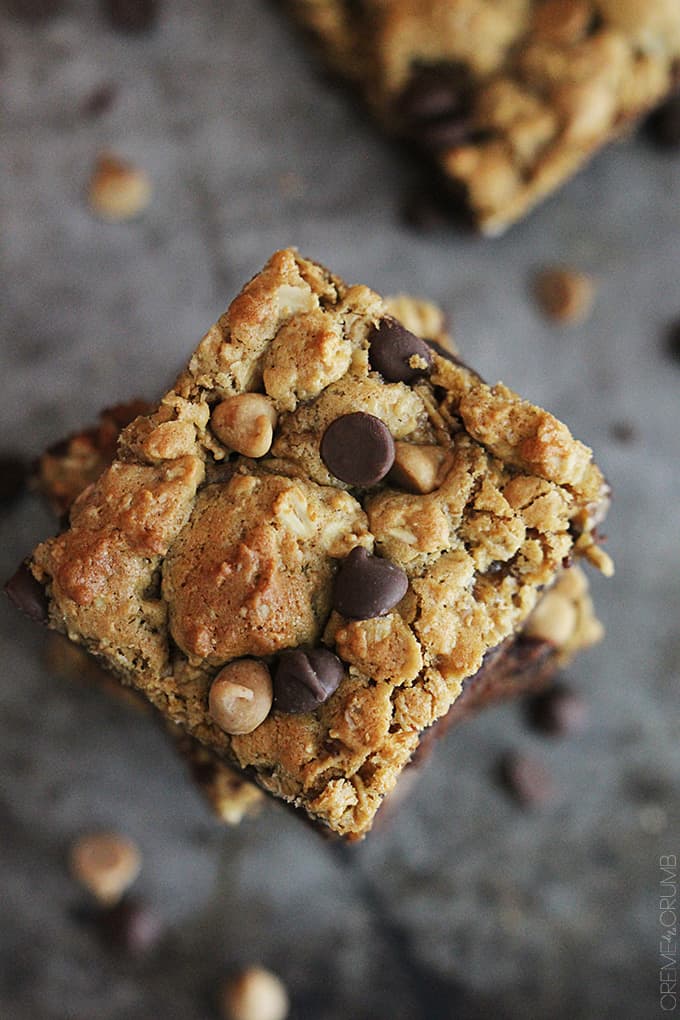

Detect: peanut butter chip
209,659,273,735
534,268,595,325
211,394,278,458
69,832,141,904
220,966,289,1020
88,153,152,222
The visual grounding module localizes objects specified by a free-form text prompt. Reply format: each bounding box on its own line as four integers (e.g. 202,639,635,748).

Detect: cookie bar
28,295,454,829
18,250,612,839
28,299,601,830
285,1,680,234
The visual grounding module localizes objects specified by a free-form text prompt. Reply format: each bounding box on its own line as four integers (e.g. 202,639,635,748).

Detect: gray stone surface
1,2,679,1018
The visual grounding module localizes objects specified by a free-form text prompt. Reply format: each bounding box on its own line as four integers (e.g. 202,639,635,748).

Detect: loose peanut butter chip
209,659,273,735
368,316,433,383
88,153,152,222
274,647,344,714
220,966,289,1020
320,412,394,486
332,546,409,620
534,268,595,325
69,832,141,904
211,393,278,458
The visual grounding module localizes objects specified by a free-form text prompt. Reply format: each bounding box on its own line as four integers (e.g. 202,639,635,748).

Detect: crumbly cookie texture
286,0,680,234
29,250,611,839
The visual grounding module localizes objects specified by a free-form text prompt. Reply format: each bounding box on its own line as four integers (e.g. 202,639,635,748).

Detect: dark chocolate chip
103,0,159,33
4,563,48,623
320,412,395,487
97,897,164,955
645,93,680,149
525,683,588,737
397,64,471,125
665,318,680,362
332,546,409,620
395,64,475,149
368,317,433,384
497,751,555,809
274,648,344,714
401,186,453,232
83,84,117,119
0,454,27,507
609,420,636,444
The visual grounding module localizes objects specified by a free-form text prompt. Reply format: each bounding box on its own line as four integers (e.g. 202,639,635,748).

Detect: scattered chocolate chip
497,751,555,808
4,0,63,22
665,318,680,362
525,683,588,737
645,93,680,149
332,547,409,620
368,317,433,384
274,648,344,714
320,412,395,487
401,186,452,232
0,454,27,507
4,563,48,623
609,420,636,444
83,83,117,118
97,896,164,955
103,0,159,34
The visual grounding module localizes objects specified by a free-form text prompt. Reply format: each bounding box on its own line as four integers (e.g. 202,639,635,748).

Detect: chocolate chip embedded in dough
332,547,409,621
273,648,344,714
368,317,433,384
320,412,395,487
4,562,49,623
645,93,680,150
396,64,473,145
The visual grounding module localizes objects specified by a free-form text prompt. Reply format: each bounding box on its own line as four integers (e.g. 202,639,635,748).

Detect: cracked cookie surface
29,249,611,838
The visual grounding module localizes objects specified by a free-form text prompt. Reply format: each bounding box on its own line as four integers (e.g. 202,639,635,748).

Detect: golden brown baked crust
29,250,612,838
285,0,680,233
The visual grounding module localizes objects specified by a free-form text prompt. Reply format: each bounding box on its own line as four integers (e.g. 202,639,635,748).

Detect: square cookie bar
26,298,602,831
285,1,680,233
18,250,612,839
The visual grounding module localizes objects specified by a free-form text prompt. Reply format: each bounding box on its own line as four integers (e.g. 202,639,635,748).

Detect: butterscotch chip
209,660,273,735
220,966,289,1020
88,153,152,222
533,268,595,325
69,832,141,904
390,442,449,494
211,393,278,457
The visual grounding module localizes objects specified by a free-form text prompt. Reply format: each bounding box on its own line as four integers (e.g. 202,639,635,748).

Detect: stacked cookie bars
285,1,680,233
16,250,612,839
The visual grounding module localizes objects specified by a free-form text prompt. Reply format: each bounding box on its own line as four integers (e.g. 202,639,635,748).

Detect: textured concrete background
1,2,679,1018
